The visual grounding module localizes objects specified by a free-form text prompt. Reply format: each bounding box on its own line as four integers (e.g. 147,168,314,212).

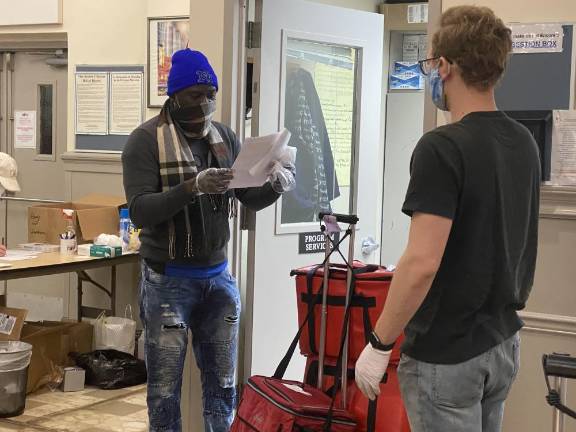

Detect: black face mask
171,98,217,138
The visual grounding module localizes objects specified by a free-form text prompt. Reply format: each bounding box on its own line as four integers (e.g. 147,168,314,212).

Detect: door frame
238,0,385,381
224,0,251,384
274,29,364,235
223,0,388,383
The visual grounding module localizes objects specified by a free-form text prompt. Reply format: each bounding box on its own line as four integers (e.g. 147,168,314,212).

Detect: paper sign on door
14,111,37,149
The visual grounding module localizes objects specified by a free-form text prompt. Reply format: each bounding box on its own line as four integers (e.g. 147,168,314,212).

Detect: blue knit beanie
167,49,219,96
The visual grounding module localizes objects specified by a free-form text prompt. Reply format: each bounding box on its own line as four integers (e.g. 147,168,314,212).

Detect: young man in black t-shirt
355,6,540,431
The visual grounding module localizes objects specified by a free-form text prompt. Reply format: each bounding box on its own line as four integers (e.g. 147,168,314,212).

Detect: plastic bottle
119,208,130,252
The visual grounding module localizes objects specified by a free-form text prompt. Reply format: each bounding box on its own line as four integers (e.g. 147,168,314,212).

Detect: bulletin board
496,25,573,111
75,65,145,152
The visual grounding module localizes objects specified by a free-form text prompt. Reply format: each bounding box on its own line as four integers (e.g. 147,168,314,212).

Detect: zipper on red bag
264,379,294,404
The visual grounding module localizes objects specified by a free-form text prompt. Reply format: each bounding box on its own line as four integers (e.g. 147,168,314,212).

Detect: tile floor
0,385,148,432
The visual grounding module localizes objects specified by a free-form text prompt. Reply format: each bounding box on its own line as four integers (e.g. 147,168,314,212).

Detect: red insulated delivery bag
232,244,360,432
304,358,411,432
231,376,357,432
292,262,403,364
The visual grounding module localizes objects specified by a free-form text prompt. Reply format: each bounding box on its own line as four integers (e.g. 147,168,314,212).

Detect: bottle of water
119,208,130,252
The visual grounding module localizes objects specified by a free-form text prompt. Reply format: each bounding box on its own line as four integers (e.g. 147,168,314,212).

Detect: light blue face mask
429,66,449,111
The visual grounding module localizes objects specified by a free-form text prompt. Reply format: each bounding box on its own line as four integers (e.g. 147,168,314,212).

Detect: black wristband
369,331,395,352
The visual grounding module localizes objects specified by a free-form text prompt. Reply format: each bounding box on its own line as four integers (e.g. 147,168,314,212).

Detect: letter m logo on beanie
196,70,214,85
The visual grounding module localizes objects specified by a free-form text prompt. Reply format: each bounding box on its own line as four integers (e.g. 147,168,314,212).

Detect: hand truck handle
319,212,359,225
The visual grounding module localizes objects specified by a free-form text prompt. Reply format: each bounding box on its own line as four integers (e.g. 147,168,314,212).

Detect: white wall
190,0,227,123
442,0,576,22
0,0,62,26
0,0,190,151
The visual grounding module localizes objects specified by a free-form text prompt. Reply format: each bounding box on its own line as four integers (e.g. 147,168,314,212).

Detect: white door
244,0,385,381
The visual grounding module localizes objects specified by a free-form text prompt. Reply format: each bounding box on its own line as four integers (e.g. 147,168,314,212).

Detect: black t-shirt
401,111,541,364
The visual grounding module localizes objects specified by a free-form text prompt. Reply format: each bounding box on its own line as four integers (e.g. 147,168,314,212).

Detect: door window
279,37,359,229
38,84,54,156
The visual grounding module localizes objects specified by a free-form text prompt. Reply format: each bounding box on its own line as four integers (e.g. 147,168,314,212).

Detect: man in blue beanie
122,49,295,432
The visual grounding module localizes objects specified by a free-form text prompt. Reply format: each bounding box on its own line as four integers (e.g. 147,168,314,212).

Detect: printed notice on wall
109,72,144,135
14,111,36,149
407,4,428,24
403,35,420,62
510,24,564,54
75,72,108,135
551,110,576,186
418,34,428,61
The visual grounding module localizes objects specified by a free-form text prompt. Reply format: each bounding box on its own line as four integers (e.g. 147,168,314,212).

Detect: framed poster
147,16,190,107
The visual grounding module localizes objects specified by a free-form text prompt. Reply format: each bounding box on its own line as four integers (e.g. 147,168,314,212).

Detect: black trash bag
70,349,147,390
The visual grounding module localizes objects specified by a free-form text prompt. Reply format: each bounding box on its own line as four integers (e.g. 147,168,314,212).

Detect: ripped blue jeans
140,263,240,432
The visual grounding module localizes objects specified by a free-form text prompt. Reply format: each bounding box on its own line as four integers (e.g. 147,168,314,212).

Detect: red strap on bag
274,230,360,431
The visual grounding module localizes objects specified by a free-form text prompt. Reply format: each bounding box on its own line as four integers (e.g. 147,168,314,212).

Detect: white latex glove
268,161,296,193
195,168,234,194
278,146,297,165
355,344,391,401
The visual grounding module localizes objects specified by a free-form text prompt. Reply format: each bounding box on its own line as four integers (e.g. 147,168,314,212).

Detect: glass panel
38,84,54,155
281,38,358,225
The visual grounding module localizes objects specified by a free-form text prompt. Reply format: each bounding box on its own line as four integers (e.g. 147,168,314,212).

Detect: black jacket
122,117,279,265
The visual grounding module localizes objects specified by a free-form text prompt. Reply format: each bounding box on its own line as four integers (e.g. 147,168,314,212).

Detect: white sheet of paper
0,249,39,262
109,72,144,135
75,72,109,135
551,110,576,186
230,129,292,189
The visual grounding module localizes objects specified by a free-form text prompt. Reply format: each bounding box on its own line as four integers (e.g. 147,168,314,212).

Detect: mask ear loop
442,59,452,111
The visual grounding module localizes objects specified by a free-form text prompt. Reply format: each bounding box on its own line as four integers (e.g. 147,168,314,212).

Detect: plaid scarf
157,100,234,259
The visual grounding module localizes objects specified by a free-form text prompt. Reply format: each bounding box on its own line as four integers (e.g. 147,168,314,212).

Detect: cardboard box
28,194,126,245
0,307,27,341
20,323,63,393
0,307,94,393
20,320,93,393
33,320,94,363
62,367,85,392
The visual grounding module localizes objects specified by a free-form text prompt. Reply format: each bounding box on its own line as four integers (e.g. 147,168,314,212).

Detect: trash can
0,341,33,418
